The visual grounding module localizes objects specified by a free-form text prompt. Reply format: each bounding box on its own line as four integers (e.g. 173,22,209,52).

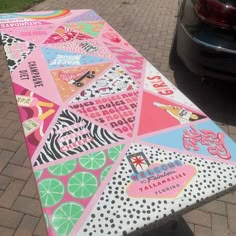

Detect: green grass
0,0,44,13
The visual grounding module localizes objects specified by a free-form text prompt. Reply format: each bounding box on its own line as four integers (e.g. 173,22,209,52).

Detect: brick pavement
0,0,236,235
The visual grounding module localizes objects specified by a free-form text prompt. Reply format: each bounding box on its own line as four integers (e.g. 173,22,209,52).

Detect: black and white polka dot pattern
78,142,236,236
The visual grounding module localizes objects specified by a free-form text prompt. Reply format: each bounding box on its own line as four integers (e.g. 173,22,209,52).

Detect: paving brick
2,164,32,181
12,196,42,217
183,210,211,228
13,131,24,142
199,200,227,216
0,120,21,139
0,149,14,173
212,214,229,236
22,157,32,169
21,174,37,198
0,175,12,190
0,227,14,236
228,125,236,135
218,191,236,204
10,143,28,166
0,208,23,229
187,223,194,233
0,138,21,152
0,118,12,128
230,134,236,142
195,225,211,236
6,140,22,152
33,216,47,236
227,203,236,233
0,179,25,208
3,111,19,120
14,215,39,236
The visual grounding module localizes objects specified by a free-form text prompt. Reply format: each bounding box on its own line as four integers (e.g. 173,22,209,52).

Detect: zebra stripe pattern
34,109,124,166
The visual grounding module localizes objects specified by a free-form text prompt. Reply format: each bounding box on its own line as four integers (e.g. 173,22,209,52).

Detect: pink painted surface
127,162,197,198
1,9,236,236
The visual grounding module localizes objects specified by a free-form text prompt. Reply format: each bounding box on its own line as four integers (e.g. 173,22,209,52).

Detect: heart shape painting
126,162,196,198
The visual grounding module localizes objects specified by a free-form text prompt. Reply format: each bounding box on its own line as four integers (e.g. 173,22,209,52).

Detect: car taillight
195,0,236,30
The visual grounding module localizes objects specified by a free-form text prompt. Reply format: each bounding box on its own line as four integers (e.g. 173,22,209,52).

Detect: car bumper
176,23,236,81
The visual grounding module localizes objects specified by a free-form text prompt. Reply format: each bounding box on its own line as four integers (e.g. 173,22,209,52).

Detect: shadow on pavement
169,47,236,127
140,217,194,236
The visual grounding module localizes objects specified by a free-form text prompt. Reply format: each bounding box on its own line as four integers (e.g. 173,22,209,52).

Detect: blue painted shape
0,14,17,20
41,47,110,70
143,120,236,162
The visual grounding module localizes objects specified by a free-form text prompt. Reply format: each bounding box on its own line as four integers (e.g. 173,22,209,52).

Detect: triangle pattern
143,120,236,162
77,142,236,235
66,10,102,23
10,47,62,104
1,33,36,72
33,143,125,235
49,38,113,59
41,46,111,70
0,24,57,44
105,42,144,81
43,25,93,44
69,91,139,137
50,62,112,101
138,91,206,136
100,23,136,52
64,20,105,37
33,109,124,166
12,83,59,158
144,62,201,110
69,64,139,103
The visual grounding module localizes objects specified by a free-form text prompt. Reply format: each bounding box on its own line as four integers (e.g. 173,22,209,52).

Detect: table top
1,9,236,236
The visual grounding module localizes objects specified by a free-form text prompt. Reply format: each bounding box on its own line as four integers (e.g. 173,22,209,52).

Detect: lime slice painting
48,159,76,176
79,151,106,170
38,178,64,207
34,169,43,180
100,165,112,182
108,144,125,162
68,172,98,198
52,202,84,236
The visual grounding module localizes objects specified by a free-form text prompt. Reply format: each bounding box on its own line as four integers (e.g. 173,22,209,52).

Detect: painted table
1,9,236,236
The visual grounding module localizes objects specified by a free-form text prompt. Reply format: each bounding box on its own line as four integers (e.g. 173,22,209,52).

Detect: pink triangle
11,47,62,104
43,25,93,44
99,23,136,53
12,83,59,158
138,91,206,135
0,24,57,44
